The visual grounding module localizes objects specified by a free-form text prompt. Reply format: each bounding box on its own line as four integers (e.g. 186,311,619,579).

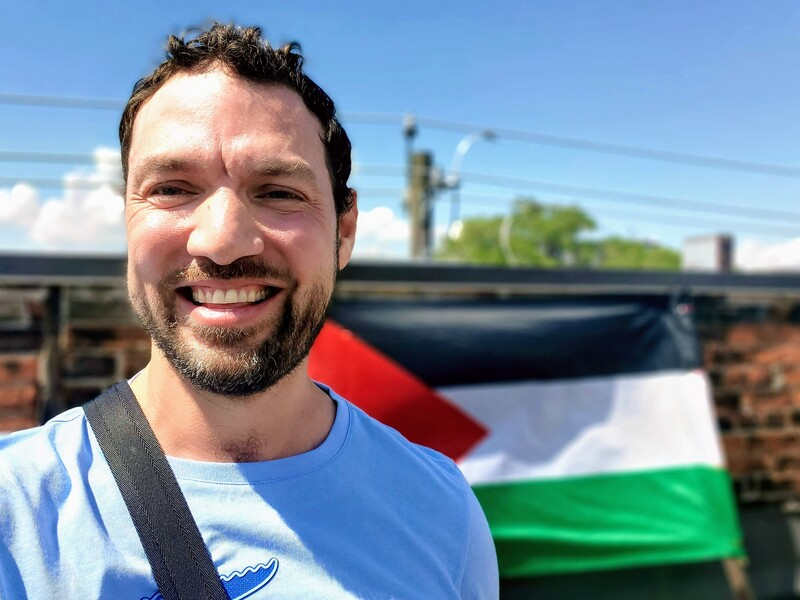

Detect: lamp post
443,130,496,236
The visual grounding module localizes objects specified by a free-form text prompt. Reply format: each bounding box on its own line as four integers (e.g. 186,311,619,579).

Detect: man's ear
337,189,358,270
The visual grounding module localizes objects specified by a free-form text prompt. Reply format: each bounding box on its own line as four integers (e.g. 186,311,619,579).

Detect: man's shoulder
331,390,472,498
0,407,90,483
330,390,499,596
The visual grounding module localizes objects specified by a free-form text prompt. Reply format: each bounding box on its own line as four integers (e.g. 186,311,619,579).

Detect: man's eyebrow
129,156,198,183
251,158,321,188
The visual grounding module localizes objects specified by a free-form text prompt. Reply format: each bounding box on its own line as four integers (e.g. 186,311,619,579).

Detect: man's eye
259,189,302,201
152,185,186,196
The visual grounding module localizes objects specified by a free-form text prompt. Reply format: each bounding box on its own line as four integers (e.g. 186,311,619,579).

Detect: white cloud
736,238,800,272
352,206,410,259
0,147,125,253
0,184,39,228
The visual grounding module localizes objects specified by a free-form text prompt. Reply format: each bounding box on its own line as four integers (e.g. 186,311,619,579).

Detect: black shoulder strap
84,381,230,600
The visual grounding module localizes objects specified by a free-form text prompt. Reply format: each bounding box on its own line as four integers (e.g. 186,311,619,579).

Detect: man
0,23,498,599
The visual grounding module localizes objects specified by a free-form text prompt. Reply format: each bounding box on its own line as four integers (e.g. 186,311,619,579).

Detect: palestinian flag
308,295,744,577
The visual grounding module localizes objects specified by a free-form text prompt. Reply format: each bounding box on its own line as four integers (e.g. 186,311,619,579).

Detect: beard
129,255,336,398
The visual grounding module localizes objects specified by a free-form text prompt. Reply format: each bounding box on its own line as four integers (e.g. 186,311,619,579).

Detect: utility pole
408,151,433,260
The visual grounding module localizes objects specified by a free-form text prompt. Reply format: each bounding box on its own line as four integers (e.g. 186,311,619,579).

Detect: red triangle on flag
308,321,487,462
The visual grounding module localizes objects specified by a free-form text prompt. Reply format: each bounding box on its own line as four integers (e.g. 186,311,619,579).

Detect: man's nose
186,190,265,265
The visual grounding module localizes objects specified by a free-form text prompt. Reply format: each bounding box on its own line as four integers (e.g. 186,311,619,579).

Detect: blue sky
2,1,800,268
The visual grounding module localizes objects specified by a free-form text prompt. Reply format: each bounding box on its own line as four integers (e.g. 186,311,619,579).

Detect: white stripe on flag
441,370,724,486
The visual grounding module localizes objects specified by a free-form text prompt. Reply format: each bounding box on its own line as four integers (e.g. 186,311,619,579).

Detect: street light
443,130,496,237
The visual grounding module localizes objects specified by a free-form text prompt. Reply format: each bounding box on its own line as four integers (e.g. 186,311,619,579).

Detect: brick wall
698,297,800,502
60,286,150,412
0,354,38,431
0,285,150,430
0,288,45,431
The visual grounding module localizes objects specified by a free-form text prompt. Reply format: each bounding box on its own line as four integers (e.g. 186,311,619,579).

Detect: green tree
594,236,680,270
437,198,680,270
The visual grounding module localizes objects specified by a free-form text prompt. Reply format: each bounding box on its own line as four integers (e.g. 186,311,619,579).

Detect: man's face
124,68,357,397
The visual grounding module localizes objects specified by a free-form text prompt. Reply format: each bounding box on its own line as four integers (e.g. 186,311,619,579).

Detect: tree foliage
437,198,680,270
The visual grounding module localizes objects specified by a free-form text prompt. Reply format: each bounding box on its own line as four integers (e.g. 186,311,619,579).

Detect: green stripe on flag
473,465,744,577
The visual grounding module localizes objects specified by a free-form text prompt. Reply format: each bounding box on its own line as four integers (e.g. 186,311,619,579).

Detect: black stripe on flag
326,295,700,387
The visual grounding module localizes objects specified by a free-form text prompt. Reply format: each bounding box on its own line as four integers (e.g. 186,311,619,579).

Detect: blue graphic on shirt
141,558,279,600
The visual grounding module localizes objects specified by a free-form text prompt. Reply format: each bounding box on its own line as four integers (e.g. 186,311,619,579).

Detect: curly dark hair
119,23,354,216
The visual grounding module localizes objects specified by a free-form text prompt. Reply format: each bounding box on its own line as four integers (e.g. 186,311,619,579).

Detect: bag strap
84,381,230,600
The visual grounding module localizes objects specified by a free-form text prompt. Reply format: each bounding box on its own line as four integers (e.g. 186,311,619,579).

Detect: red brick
742,391,792,413
0,355,37,385
754,343,800,367
67,326,149,350
704,343,745,366
780,366,800,388
721,433,750,457
739,411,759,430
774,324,800,341
721,364,772,389
762,411,788,429
713,391,741,410
0,384,37,408
750,431,799,454
768,471,800,494
728,323,800,346
0,416,37,432
725,456,753,476
0,403,35,418
726,453,768,475
726,324,768,346
775,455,800,472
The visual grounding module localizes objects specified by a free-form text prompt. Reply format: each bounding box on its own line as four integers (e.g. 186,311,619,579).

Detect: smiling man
0,24,498,599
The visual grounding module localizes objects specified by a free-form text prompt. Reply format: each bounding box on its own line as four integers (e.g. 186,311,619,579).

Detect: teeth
190,286,270,305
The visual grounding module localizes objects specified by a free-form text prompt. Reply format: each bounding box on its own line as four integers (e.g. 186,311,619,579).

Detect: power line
590,212,792,241
0,93,123,110
3,92,800,179
352,164,404,176
354,163,800,223
350,114,800,179
353,173,799,237
0,150,102,165
590,204,796,236
459,169,800,222
351,187,403,198
0,176,120,190
341,112,407,126
413,116,800,179
458,188,792,226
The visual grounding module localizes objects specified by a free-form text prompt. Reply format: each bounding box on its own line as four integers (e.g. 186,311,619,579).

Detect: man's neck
129,353,336,463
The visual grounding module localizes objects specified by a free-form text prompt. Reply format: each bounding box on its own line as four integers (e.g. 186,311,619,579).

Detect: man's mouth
179,285,277,306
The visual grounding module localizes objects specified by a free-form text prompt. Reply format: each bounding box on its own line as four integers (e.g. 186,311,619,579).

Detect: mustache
164,257,293,287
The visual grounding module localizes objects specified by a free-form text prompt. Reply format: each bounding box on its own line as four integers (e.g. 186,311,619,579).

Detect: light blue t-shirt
0,384,498,599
